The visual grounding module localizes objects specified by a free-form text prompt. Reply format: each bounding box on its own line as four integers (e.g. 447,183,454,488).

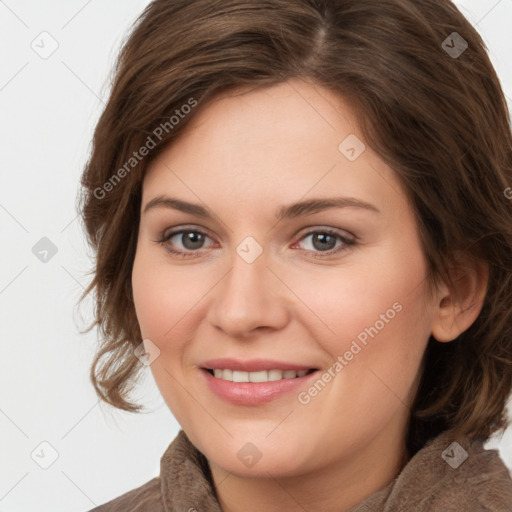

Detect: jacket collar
160,430,223,512
160,429,512,511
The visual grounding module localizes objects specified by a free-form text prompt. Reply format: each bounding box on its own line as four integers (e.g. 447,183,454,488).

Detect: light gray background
1,1,511,511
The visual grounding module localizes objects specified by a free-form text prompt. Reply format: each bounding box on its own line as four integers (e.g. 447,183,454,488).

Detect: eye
155,228,214,258
293,229,355,258
154,226,356,259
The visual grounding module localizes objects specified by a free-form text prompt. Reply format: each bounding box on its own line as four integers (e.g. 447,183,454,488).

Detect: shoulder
360,430,512,512
442,438,512,511
410,431,512,511
87,476,164,512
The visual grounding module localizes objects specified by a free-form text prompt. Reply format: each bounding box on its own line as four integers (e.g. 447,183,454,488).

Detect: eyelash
154,226,356,259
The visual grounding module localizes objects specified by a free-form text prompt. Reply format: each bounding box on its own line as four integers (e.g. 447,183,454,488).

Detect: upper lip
201,358,318,372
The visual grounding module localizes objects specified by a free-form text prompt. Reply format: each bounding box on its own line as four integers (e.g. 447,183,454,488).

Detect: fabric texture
89,429,512,511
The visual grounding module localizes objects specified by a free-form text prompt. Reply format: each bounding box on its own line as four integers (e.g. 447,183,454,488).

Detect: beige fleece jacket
89,429,512,511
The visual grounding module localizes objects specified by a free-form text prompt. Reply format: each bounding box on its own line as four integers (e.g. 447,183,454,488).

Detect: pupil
314,233,335,251
184,231,204,249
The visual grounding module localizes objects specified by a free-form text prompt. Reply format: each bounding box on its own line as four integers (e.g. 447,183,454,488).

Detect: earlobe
430,254,489,343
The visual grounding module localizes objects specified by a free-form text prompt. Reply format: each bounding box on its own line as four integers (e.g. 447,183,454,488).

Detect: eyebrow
143,195,380,221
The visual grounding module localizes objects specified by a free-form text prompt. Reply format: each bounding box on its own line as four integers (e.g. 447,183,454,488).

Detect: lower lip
200,368,319,405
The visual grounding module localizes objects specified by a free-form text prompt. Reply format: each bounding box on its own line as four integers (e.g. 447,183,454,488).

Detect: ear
431,252,489,342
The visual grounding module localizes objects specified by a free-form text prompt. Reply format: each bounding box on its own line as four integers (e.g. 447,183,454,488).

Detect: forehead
184,79,360,143
142,79,408,220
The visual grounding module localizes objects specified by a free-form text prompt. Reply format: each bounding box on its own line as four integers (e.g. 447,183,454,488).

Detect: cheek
132,247,185,346
288,249,428,352
131,248,201,419
131,246,214,360
294,244,431,404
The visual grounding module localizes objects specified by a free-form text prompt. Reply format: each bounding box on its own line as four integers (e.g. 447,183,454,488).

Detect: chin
211,451,310,479
195,431,312,478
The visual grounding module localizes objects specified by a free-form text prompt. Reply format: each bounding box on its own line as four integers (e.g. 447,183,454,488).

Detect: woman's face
132,79,437,478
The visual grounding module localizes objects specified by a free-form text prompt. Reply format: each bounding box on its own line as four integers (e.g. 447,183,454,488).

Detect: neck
208,423,409,512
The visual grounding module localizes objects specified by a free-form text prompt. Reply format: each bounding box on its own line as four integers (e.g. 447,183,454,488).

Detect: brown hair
78,0,512,455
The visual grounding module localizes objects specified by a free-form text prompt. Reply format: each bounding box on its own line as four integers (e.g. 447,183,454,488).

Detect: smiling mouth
204,368,318,382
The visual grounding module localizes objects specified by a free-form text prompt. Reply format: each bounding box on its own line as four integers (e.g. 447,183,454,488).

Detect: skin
131,79,488,512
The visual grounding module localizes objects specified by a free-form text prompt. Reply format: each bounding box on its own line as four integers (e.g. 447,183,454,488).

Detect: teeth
210,368,310,382
268,369,283,381
233,370,250,382
249,370,268,383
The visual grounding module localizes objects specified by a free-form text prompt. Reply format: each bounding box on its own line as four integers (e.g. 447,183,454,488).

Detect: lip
200,358,316,372
200,367,320,406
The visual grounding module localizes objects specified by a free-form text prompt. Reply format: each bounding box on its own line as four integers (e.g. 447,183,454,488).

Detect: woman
79,0,512,510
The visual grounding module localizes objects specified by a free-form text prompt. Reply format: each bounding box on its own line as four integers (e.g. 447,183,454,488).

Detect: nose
207,248,290,338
